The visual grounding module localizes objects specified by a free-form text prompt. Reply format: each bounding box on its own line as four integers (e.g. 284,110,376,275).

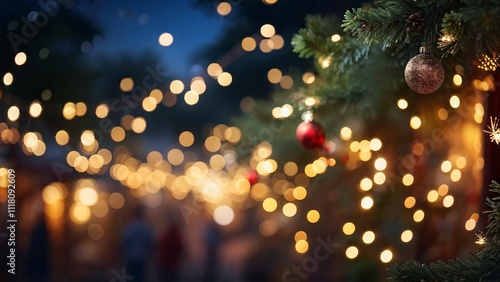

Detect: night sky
89,0,225,77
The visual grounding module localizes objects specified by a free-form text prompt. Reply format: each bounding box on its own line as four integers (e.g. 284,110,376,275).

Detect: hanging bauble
404,45,445,94
247,169,259,186
296,120,325,149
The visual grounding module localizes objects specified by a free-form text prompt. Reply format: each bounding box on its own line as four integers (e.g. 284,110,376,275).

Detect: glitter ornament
296,121,325,149
404,45,445,94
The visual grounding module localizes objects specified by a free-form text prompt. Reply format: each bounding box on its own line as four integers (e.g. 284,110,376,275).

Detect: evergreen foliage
387,182,500,281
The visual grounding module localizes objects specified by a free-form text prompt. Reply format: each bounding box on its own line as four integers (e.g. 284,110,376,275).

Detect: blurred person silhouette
122,205,154,282
156,211,185,282
24,209,50,282
203,221,221,282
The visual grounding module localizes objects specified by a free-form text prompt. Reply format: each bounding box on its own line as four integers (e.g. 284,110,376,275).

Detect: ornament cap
419,44,430,54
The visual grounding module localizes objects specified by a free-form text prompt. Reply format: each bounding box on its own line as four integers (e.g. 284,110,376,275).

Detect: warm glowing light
75,102,87,117
284,162,298,176
370,138,382,151
410,116,422,129
167,149,184,165
269,35,284,50
42,183,65,204
3,72,13,86
159,32,174,46
279,75,293,89
7,106,20,122
295,240,309,254
374,158,387,171
456,156,467,169
131,117,147,134
184,90,199,105
110,127,126,142
427,190,439,203
450,169,461,182
360,178,373,191
380,250,393,263
373,172,386,185
207,63,223,77
293,186,307,200
191,78,206,95
362,231,375,244
80,130,95,146
294,231,307,242
345,246,359,259
453,74,462,86
404,196,416,208
343,222,355,235
402,174,414,186
443,195,454,208
29,101,42,118
282,203,297,217
340,127,352,141
280,104,294,117
217,72,232,86
241,37,257,52
413,210,425,222
142,96,157,112
70,203,91,224
205,136,222,152
260,24,275,38
450,95,460,108
262,198,277,212
331,34,341,42
77,187,99,206
170,80,184,94
268,68,282,84
179,131,194,147
397,99,408,109
307,210,320,223
95,104,109,118
120,77,134,92
217,2,231,15
438,184,449,196
15,52,27,65
302,72,315,84
319,57,331,68
401,230,413,243
150,89,163,104
213,205,234,226
465,219,476,231
361,196,374,209
441,160,452,173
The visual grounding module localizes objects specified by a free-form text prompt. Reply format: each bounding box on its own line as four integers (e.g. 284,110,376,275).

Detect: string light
478,53,499,71
484,116,500,144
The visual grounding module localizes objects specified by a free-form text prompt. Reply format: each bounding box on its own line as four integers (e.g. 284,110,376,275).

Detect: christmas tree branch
292,15,371,73
342,0,500,57
387,181,500,281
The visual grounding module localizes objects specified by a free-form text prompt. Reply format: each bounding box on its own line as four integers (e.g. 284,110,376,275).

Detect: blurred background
0,0,495,281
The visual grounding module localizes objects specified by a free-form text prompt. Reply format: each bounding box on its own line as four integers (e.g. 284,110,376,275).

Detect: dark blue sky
90,0,224,77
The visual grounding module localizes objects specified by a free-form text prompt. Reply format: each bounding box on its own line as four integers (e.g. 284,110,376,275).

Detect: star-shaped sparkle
484,116,500,145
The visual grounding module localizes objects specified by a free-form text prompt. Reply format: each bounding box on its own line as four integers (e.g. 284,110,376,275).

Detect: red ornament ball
404,49,445,94
247,170,258,185
296,121,325,149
